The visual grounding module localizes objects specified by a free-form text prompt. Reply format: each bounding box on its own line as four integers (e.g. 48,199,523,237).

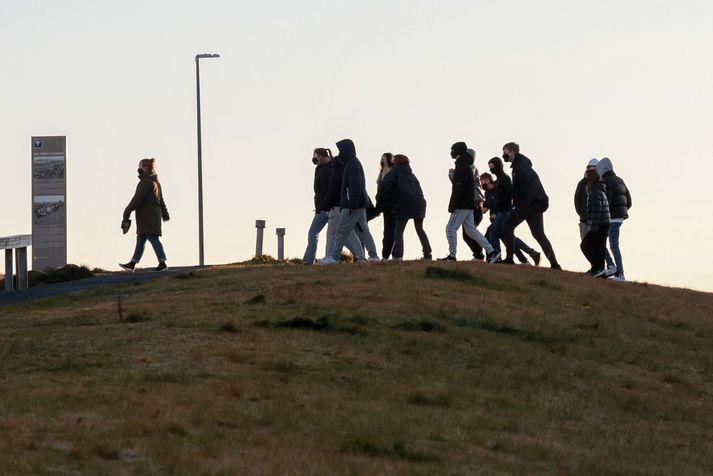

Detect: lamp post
195,53,220,267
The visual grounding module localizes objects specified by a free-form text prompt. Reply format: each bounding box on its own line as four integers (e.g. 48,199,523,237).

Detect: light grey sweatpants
330,208,378,260
325,207,364,260
446,209,494,258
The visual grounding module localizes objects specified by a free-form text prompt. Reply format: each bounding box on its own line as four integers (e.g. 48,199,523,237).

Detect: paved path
0,266,202,307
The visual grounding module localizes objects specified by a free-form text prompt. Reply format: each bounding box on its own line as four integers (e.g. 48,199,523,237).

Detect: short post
255,220,266,257
276,228,286,261
16,247,28,290
5,249,13,291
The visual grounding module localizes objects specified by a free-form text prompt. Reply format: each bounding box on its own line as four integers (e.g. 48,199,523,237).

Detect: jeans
502,202,558,266
606,221,623,276
382,213,396,260
392,218,432,259
330,208,378,260
302,211,330,264
446,209,493,258
131,234,166,264
326,207,364,260
488,211,536,262
580,224,610,271
462,207,484,259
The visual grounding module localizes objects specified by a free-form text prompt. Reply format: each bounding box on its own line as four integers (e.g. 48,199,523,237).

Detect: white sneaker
367,256,381,262
318,256,338,265
487,251,501,263
605,266,618,277
609,274,626,282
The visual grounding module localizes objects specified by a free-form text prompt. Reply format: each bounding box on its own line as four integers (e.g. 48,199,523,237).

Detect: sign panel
31,136,67,270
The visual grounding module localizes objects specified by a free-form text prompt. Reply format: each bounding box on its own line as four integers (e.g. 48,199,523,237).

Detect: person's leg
353,209,379,259
146,235,167,263
524,205,559,267
413,218,432,258
462,211,494,255
594,224,610,272
382,214,395,260
325,207,340,258
329,208,360,260
392,219,409,259
489,212,507,256
131,234,149,263
445,210,469,257
608,222,623,277
462,209,483,259
580,232,598,271
513,240,529,263
579,222,588,241
501,206,527,262
344,231,365,260
303,211,329,264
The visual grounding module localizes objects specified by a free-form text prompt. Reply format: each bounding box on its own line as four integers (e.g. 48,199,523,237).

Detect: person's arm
375,171,396,212
449,164,468,210
123,180,151,221
574,181,585,217
625,183,632,210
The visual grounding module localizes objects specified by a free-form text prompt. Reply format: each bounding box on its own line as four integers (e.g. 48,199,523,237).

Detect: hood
512,153,531,168
597,157,614,176
336,139,357,162
455,153,474,166
138,170,157,180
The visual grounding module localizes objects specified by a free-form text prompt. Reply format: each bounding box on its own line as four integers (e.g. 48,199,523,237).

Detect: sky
2,0,712,292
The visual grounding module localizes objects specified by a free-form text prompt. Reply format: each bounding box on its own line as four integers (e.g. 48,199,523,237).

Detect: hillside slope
1,262,712,475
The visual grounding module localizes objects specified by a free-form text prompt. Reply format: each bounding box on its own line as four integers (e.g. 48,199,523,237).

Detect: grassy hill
1,261,712,475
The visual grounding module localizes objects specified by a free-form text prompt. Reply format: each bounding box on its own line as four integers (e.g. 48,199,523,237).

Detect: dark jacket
313,163,332,210
483,187,499,213
375,163,426,220
123,172,169,236
574,177,588,223
597,158,631,220
337,139,369,209
586,181,611,230
448,154,476,212
510,153,549,208
490,165,514,214
317,156,345,211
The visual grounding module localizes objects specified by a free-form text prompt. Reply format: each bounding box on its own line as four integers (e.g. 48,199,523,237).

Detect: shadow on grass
393,320,445,333
406,391,452,407
245,294,266,304
447,313,582,345
424,266,516,292
342,438,440,463
255,315,365,335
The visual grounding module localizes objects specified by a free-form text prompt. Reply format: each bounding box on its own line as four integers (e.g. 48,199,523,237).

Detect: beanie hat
450,142,468,157
587,158,599,168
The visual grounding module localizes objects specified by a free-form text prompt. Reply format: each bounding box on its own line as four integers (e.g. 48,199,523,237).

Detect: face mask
450,150,458,159
137,168,143,174
312,157,318,165
502,153,510,162
488,164,495,171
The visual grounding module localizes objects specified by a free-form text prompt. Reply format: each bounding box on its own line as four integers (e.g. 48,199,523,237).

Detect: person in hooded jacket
316,146,365,262
376,153,396,259
320,139,379,264
580,169,611,276
375,154,432,260
499,142,561,269
597,157,632,281
460,148,486,260
302,148,335,264
438,142,498,262
120,158,170,272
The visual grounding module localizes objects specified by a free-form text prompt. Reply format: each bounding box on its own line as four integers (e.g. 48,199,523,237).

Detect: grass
1,260,713,474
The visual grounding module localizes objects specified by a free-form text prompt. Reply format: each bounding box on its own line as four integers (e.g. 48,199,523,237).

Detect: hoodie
337,139,369,209
448,152,476,212
376,162,427,220
510,153,548,208
597,158,631,220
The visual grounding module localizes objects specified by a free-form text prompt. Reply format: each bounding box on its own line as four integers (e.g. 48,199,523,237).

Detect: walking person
302,148,334,264
319,139,379,264
375,154,432,260
376,153,396,260
575,159,615,273
597,157,632,281
580,169,611,276
316,145,364,262
120,158,170,272
461,148,486,261
499,142,561,269
439,142,498,262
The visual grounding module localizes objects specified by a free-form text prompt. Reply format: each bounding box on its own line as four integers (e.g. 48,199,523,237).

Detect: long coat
123,172,169,236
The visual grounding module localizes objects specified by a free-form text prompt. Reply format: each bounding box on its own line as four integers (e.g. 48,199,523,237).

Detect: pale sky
2,0,712,291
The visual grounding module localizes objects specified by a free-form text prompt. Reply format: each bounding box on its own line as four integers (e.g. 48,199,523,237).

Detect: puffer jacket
510,153,549,208
574,177,588,223
597,158,631,220
375,163,426,220
586,181,611,230
123,172,169,236
448,153,476,212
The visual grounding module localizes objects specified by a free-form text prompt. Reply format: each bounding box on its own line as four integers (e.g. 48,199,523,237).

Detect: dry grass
1,261,713,475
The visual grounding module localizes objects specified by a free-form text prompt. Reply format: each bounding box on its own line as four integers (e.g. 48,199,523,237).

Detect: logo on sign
33,139,43,148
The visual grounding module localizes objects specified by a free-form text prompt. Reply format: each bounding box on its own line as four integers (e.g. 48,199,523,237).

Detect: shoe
495,259,515,265
421,255,432,261
474,254,485,261
119,261,136,272
153,262,168,272
592,268,607,278
609,274,626,282
487,251,501,263
437,255,457,261
367,256,381,262
605,266,618,277
520,261,531,266
319,256,338,265
531,252,541,266
550,264,563,270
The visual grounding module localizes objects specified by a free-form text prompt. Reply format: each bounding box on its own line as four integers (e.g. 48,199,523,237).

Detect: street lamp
195,53,220,267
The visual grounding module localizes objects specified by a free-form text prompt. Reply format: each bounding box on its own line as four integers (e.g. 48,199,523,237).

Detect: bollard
276,228,286,261
255,220,266,257
4,250,13,291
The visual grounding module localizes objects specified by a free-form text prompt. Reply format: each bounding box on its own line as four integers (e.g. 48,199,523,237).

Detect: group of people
303,139,632,281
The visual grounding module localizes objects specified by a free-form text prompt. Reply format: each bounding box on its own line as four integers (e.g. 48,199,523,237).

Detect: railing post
5,249,14,291
276,228,285,261
16,247,28,290
255,220,266,257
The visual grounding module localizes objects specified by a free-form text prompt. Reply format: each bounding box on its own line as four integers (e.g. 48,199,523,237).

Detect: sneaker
609,274,626,282
605,266,618,277
495,259,515,265
473,254,485,261
531,251,541,266
153,262,168,272
592,268,608,278
437,255,457,261
487,251,501,263
421,255,432,261
119,261,136,272
319,256,338,265
550,264,563,270
367,256,382,262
